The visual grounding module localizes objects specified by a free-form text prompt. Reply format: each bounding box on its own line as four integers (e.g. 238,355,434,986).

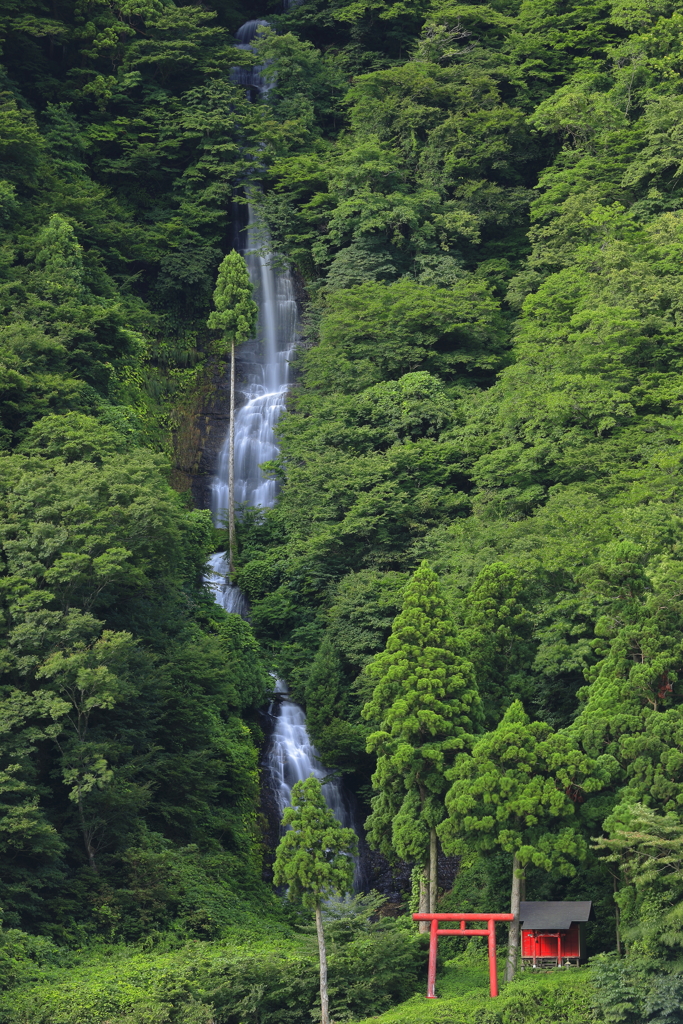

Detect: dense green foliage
232,0,683,1015
0,915,426,1024
274,777,357,910
353,957,597,1024
0,0,276,942
4,0,683,1019
274,778,358,1024
362,561,479,902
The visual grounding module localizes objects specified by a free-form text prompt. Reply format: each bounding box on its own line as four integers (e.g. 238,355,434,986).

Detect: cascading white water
231,21,270,94
210,211,294,525
205,209,354,835
205,18,356,843
269,679,352,829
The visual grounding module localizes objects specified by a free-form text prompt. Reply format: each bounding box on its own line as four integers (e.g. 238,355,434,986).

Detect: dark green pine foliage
439,700,613,977
273,777,357,1024
362,562,480,913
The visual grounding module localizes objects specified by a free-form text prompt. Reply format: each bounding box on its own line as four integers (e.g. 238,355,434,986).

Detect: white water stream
269,678,352,827
205,18,354,839
205,206,353,832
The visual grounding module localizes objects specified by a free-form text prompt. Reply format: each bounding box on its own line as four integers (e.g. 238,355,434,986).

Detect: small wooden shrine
520,901,592,968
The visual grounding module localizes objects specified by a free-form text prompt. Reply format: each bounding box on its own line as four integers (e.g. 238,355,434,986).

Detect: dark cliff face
174,283,307,512
177,340,266,513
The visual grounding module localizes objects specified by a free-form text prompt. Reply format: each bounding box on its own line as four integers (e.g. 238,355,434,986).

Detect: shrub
591,952,683,1024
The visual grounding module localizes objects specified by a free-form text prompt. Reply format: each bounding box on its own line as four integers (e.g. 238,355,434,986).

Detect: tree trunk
505,853,522,982
77,789,98,873
315,902,330,1024
429,826,438,914
418,859,430,933
228,337,236,574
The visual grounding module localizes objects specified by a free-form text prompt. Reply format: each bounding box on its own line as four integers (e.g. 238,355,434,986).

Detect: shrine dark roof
519,901,592,930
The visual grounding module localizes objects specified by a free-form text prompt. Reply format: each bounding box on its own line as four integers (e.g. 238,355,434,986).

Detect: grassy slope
0,935,597,1024
357,958,595,1024
0,928,317,1024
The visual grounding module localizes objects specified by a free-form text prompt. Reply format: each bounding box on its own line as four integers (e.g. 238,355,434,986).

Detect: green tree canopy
362,560,480,917
439,700,613,978
206,250,258,354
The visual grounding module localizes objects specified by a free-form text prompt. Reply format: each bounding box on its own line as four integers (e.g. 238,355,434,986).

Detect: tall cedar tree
362,561,480,926
273,777,357,1024
207,251,258,571
438,701,613,979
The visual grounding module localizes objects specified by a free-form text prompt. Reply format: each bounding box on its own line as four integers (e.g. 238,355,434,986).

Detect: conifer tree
438,701,612,980
362,561,480,927
207,251,258,572
273,777,357,1024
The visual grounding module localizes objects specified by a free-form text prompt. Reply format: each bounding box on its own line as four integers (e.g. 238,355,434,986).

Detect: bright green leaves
0,438,269,927
594,800,683,962
273,777,358,910
261,14,538,278
37,630,136,869
362,562,479,861
34,214,86,303
253,29,348,143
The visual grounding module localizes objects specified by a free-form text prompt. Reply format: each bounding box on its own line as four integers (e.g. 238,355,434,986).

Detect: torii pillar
413,912,515,998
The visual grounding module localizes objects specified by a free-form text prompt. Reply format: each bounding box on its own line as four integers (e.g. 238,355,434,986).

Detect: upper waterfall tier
210,208,297,528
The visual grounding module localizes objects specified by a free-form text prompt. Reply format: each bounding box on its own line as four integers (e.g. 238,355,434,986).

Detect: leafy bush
0,915,426,1024
329,920,427,1019
352,964,596,1024
0,939,316,1024
0,929,76,991
592,952,683,1024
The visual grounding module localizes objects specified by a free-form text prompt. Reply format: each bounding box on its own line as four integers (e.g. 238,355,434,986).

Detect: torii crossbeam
412,912,515,998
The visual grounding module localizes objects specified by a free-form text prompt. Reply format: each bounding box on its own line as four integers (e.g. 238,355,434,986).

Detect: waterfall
268,679,352,830
209,208,295,531
231,20,271,97
205,18,357,847
205,205,355,837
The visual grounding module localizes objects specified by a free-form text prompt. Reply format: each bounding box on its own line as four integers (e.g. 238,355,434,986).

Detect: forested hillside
2,0,683,1022
0,0,276,942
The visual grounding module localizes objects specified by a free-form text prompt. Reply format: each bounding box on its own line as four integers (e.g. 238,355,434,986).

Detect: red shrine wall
521,922,582,960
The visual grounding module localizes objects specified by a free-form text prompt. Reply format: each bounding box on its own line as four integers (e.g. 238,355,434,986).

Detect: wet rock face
187,341,268,514
358,844,460,904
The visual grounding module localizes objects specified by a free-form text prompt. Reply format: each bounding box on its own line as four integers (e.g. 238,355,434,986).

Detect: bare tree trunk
418,858,430,933
228,337,236,574
429,827,438,914
614,875,621,955
315,902,330,1024
77,789,98,873
505,854,522,982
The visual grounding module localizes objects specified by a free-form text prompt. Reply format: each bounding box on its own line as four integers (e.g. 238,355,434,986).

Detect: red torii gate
413,912,515,999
